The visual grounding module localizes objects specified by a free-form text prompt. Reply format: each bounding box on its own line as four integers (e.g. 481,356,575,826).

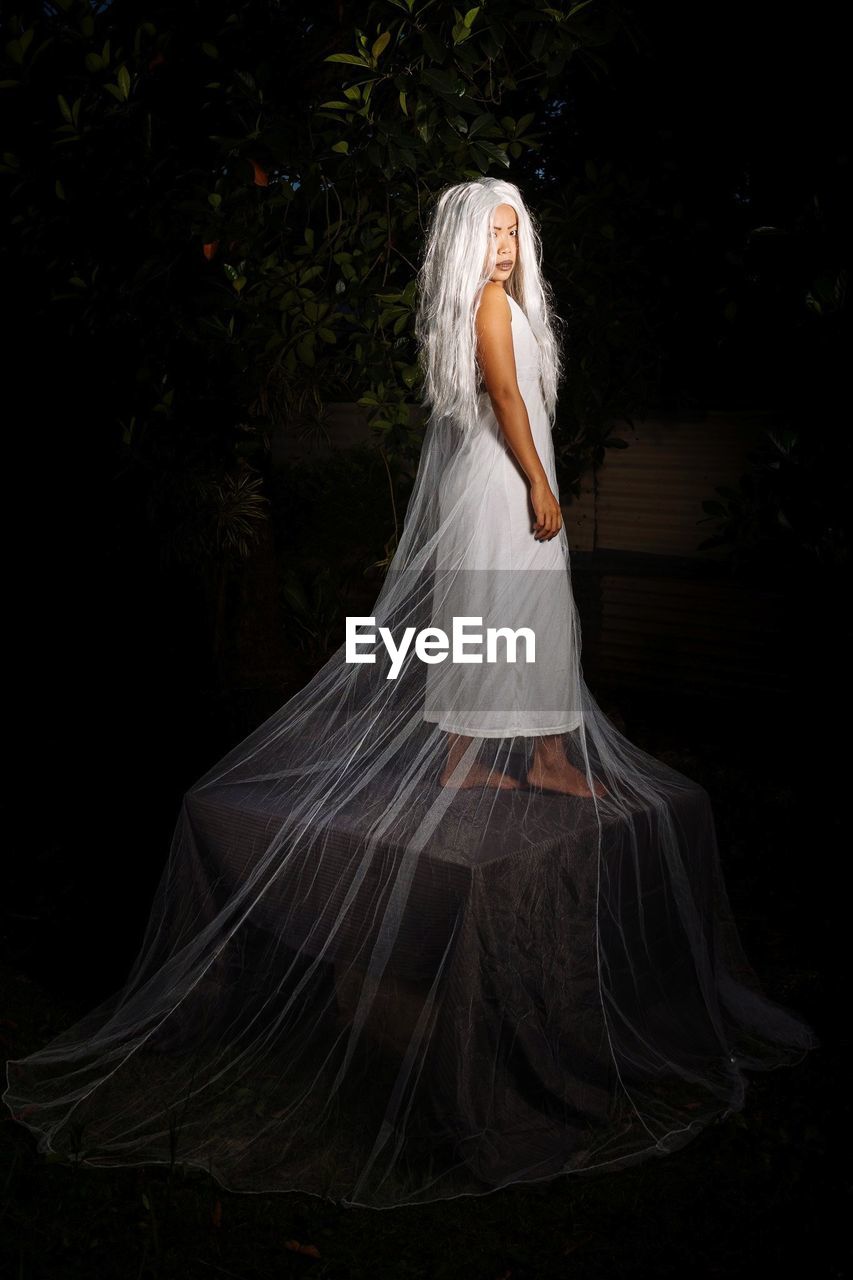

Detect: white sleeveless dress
423,292,583,737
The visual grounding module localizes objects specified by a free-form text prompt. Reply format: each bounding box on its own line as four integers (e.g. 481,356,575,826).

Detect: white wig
414,177,564,432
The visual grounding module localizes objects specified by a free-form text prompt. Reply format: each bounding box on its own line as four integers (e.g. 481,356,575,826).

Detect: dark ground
0,676,843,1279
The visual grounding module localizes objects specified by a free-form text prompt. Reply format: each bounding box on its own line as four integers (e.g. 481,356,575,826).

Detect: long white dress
423,291,583,737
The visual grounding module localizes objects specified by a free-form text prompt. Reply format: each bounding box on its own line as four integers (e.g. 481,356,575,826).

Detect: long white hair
414,177,564,431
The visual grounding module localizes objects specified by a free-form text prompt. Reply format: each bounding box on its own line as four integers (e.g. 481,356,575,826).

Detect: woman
416,183,602,793
3,178,818,1210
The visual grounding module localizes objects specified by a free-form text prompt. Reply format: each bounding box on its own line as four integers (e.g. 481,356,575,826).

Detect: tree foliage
1,0,651,558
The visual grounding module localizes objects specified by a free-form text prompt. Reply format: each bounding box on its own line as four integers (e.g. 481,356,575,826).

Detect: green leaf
6,29,34,64
324,53,370,66
372,32,391,59
332,140,349,154
475,140,510,167
466,113,494,140
57,94,72,123
117,65,131,99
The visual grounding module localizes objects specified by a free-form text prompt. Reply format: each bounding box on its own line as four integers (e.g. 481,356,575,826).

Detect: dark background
1,0,846,1274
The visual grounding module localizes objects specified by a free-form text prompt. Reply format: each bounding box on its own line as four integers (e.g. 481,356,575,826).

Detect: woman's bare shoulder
476,281,511,321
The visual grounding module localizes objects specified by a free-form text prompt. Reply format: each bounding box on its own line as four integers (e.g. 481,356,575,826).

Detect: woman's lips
497,261,513,269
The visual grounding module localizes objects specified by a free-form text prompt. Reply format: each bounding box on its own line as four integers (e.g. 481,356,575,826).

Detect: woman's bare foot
525,737,604,793
440,731,521,791
440,763,520,790
526,761,607,797
527,734,608,797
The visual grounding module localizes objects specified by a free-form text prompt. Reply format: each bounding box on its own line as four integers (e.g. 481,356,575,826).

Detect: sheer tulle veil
3,177,819,1209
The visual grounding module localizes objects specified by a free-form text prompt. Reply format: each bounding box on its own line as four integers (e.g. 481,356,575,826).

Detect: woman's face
484,203,518,285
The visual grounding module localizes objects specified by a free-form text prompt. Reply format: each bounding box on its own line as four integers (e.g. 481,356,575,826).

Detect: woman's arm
475,282,562,541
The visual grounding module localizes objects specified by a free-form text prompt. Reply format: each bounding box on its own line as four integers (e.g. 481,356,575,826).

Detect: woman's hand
530,478,562,541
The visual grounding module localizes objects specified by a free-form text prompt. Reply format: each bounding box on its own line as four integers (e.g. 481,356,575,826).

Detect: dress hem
423,713,583,738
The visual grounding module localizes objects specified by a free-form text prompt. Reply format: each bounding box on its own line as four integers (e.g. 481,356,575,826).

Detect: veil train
3,180,819,1210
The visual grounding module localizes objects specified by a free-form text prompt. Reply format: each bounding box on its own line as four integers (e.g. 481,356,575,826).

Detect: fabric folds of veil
3,285,818,1210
